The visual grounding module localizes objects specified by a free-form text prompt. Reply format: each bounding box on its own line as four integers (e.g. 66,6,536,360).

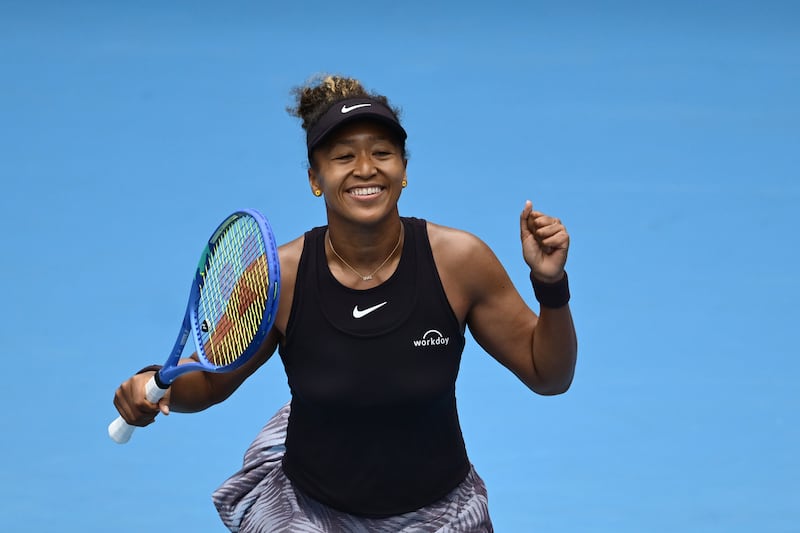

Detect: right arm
112,334,278,426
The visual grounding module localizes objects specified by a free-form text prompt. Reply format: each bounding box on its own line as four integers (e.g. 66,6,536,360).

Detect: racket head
187,209,280,373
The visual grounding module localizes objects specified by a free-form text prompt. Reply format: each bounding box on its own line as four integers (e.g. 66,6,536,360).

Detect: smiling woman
111,73,578,532
310,119,408,266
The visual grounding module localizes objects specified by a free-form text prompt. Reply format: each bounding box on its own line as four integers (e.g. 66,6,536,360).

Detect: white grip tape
145,375,168,403
108,375,168,444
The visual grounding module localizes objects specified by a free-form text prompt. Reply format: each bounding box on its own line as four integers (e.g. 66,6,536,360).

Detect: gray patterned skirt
212,402,494,532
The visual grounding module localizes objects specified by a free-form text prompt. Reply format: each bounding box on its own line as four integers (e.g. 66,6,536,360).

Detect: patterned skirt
212,402,494,533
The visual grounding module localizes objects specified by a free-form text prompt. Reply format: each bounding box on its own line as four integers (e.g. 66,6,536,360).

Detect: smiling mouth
348,186,383,197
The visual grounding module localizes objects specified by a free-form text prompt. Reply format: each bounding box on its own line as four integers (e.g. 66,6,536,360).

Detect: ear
308,167,321,195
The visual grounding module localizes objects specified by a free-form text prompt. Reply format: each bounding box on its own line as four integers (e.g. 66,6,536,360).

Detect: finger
114,393,158,426
530,211,560,226
535,221,565,240
527,207,554,236
124,379,161,412
114,379,161,423
158,397,171,416
538,232,570,250
522,200,533,216
527,214,548,237
520,200,534,237
136,415,158,427
113,392,135,424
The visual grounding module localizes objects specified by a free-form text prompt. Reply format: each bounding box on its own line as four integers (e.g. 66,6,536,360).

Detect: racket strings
197,216,271,368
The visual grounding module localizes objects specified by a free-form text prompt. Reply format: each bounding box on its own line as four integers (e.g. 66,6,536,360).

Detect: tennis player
112,74,577,532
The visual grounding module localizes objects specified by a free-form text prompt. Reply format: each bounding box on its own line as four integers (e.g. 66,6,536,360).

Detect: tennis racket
108,209,280,444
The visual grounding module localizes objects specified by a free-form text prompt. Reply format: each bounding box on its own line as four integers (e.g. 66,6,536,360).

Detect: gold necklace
327,227,403,282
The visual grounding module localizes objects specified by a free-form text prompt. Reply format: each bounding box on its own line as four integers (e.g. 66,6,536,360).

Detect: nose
353,151,376,178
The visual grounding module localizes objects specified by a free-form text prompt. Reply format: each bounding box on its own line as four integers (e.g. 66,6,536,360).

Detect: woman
113,74,577,532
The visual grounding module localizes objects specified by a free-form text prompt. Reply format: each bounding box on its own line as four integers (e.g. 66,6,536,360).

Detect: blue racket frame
153,208,281,389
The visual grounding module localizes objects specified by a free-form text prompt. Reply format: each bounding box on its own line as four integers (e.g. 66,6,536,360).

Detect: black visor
306,97,407,154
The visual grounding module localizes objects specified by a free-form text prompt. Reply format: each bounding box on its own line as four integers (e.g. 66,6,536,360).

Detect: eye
373,147,395,158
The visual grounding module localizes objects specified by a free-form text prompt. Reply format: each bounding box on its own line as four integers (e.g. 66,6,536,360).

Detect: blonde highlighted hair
287,74,401,133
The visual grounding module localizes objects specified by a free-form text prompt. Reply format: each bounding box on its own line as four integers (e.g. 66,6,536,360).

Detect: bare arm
112,323,279,426
431,202,577,395
170,331,279,411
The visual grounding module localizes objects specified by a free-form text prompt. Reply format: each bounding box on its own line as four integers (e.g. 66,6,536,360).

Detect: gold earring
314,189,322,197
401,179,408,188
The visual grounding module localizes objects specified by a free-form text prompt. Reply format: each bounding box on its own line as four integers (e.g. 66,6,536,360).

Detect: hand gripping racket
108,209,280,444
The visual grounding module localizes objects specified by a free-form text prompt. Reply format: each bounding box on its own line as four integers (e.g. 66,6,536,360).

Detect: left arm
431,201,577,395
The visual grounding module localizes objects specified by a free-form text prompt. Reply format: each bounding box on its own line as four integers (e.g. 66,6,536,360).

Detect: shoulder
272,234,307,334
278,235,305,265
424,221,504,302
276,234,310,284
425,221,496,264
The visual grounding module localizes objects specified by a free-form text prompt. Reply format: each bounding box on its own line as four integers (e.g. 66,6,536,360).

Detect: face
309,120,408,227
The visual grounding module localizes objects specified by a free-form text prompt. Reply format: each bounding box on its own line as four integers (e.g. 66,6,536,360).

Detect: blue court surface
1,2,797,531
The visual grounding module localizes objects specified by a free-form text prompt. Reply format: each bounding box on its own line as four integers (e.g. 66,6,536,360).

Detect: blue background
1,1,797,531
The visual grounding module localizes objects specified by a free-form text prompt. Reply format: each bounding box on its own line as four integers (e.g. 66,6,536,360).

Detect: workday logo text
412,329,450,348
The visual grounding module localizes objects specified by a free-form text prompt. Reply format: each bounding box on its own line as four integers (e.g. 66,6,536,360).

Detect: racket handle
108,375,169,444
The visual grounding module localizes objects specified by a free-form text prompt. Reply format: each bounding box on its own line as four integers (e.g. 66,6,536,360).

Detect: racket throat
152,370,171,391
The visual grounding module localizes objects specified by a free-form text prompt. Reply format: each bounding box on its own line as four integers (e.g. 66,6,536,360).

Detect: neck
326,217,404,281
326,212,402,260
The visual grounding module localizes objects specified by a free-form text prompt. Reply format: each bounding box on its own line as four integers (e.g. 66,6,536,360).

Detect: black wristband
136,364,163,375
531,271,570,308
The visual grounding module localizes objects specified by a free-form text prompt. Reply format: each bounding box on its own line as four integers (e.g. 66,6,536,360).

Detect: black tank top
278,217,470,517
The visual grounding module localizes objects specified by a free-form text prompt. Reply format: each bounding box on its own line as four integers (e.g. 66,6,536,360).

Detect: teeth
350,187,382,196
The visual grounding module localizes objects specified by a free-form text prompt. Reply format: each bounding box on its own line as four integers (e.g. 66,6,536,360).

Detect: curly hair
287,74,403,134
